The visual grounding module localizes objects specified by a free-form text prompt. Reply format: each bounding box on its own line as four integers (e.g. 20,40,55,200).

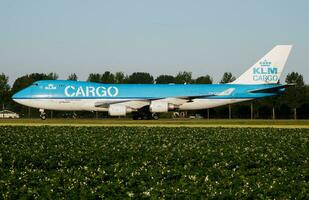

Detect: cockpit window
32,83,39,86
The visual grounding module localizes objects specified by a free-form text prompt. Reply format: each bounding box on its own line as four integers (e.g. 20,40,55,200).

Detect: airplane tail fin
232,45,292,84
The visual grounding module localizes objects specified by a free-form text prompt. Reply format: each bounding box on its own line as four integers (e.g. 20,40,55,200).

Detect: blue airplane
13,45,292,120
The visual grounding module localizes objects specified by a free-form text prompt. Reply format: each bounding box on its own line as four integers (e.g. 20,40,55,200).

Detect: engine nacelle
108,104,132,116
150,102,176,113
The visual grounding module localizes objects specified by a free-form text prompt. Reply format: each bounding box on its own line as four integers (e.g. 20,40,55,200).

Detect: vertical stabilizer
232,45,292,84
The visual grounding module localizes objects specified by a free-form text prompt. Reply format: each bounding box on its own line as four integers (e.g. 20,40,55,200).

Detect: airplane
12,45,292,120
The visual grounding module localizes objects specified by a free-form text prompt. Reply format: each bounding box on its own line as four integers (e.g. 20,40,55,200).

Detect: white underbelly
14,98,252,112
14,99,127,111
179,98,251,110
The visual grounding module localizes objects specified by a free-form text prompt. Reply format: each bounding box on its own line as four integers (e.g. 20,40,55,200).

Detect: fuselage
12,80,283,112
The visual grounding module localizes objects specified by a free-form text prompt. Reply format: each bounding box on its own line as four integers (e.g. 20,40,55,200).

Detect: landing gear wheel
133,113,142,120
152,113,159,120
132,106,160,120
72,112,77,119
132,111,152,120
39,109,47,120
40,113,47,120
172,112,180,119
180,112,187,118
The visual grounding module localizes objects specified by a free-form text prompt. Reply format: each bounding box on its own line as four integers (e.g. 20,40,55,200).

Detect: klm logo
253,59,279,82
45,84,57,90
253,67,278,75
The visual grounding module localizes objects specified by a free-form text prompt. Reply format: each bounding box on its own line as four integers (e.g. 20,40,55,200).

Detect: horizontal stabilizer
248,84,295,93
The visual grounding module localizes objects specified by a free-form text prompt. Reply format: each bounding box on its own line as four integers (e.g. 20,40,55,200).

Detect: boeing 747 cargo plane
13,45,292,120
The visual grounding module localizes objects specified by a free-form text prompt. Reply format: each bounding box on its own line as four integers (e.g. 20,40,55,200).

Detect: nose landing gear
39,109,47,120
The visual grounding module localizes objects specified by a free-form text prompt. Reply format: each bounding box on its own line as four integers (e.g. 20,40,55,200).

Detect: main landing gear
133,112,159,120
132,107,159,120
39,109,47,120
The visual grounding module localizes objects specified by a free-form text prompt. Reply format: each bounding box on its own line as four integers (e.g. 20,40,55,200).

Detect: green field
1,118,309,128
0,126,308,199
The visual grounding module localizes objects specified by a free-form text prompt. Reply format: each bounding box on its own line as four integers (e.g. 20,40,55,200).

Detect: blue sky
0,0,308,84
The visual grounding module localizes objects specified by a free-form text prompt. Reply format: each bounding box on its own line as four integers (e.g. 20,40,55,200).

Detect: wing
94,95,212,109
95,100,150,110
95,88,235,110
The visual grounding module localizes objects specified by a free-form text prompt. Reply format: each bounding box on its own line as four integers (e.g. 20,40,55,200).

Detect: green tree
101,71,116,83
195,75,213,84
46,72,59,80
285,72,304,86
174,71,192,84
87,73,101,83
220,72,236,83
284,72,306,119
115,72,127,83
128,72,154,84
67,73,78,81
155,75,175,84
0,73,10,108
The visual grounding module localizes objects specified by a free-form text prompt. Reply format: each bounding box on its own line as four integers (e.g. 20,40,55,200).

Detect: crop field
0,126,308,199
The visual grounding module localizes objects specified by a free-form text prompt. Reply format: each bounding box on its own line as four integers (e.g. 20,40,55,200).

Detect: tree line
0,71,308,119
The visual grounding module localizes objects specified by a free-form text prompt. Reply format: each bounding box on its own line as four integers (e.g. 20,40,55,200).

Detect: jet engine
150,101,177,113
108,104,132,116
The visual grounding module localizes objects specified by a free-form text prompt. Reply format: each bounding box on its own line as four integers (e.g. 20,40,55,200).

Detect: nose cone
12,92,23,106
12,87,34,108
12,91,21,100
12,90,25,105
12,87,32,102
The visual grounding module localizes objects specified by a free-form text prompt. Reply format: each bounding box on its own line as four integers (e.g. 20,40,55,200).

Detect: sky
0,0,308,85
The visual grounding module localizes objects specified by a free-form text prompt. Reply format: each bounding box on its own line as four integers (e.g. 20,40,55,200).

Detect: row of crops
0,126,308,199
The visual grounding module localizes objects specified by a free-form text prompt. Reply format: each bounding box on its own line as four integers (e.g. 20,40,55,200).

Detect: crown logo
45,84,56,90
259,59,272,67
